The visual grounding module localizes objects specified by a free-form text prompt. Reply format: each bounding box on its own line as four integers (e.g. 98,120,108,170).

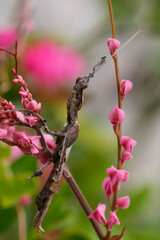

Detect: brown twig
64,168,105,240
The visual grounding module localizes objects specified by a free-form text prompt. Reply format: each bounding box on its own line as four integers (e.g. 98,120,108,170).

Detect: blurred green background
0,0,160,239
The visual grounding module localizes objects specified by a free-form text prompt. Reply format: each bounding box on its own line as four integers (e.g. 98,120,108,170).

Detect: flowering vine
88,1,137,239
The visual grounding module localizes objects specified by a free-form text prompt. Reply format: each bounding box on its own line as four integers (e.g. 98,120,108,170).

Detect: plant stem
107,0,122,217
16,204,27,240
63,167,106,240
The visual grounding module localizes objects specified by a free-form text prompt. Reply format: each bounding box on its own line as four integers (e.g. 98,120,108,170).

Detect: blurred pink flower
20,194,32,206
105,211,120,230
22,40,86,89
0,128,7,139
107,165,129,185
120,80,133,99
120,136,137,152
88,203,107,224
11,146,23,161
0,27,17,48
25,116,38,127
121,150,132,167
103,177,114,196
116,196,130,209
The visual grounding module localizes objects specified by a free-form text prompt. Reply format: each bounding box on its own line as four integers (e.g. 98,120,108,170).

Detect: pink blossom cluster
0,71,56,164
12,72,41,114
89,165,130,231
108,77,136,167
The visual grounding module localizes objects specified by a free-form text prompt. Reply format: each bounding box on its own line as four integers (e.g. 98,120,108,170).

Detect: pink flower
0,27,17,48
107,165,129,185
108,107,125,126
22,40,86,90
25,100,41,112
44,134,56,151
121,150,132,166
20,194,32,206
22,98,29,109
120,136,137,152
88,203,107,224
27,135,41,154
105,211,120,230
22,98,41,112
19,87,29,98
103,177,114,196
116,196,130,209
36,135,56,164
12,131,41,155
0,128,7,139
25,116,38,127
107,38,120,55
121,80,133,99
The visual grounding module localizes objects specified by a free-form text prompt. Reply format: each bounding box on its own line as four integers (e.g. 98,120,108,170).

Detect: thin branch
108,0,116,38
63,167,106,240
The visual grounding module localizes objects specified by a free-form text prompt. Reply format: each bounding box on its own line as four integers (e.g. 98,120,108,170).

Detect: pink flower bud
107,38,120,54
17,75,24,82
25,116,38,127
20,194,32,206
88,203,107,224
22,98,30,109
107,165,129,185
0,128,8,139
19,87,28,98
105,211,120,230
12,78,19,84
8,101,15,110
120,136,137,152
25,100,41,112
121,80,133,99
11,68,16,76
108,107,125,126
116,196,130,209
121,150,132,167
103,177,114,196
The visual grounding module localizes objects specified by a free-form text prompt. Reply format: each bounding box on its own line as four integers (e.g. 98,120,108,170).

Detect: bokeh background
0,0,160,239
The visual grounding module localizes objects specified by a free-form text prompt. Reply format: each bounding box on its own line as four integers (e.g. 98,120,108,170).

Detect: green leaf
0,206,15,233
11,154,37,175
0,173,36,207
